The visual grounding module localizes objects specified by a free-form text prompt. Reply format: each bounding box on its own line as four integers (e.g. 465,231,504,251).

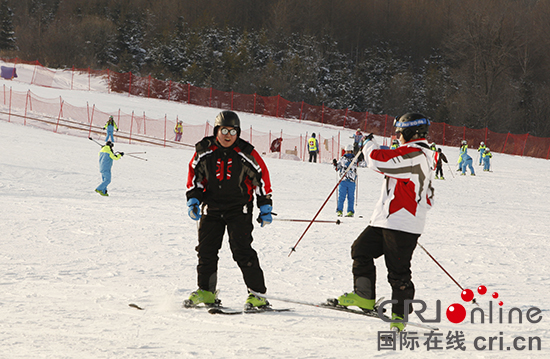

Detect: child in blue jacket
333,145,357,217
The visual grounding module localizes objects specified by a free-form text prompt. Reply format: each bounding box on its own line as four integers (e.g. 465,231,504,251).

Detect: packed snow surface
0,68,549,358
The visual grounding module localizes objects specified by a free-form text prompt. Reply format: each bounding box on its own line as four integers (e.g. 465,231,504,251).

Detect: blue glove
258,204,273,227
187,198,201,221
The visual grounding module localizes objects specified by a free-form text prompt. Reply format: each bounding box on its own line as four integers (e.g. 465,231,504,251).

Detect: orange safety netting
2,57,550,159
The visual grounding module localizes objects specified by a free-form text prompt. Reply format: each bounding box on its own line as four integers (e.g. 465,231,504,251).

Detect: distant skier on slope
435,148,448,179
103,115,119,143
483,147,493,171
95,141,123,196
333,144,358,217
336,113,436,333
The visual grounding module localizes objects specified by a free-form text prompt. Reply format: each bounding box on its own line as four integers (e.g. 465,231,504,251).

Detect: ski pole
446,163,455,178
288,135,371,256
88,137,103,147
274,218,341,225
123,153,147,161
417,242,479,305
124,152,147,155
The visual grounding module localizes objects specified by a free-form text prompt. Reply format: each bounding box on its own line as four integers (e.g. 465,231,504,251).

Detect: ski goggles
393,117,430,128
220,128,238,136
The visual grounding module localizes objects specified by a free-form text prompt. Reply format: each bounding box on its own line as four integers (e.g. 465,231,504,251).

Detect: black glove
120,152,124,156
332,159,337,166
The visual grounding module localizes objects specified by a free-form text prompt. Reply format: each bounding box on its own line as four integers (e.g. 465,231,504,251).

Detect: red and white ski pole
288,135,371,256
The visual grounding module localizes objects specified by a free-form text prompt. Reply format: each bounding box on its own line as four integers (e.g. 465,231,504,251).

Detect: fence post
87,102,92,136
90,104,96,138
143,111,146,135
338,131,340,158
71,65,75,90
24,90,30,125
304,132,308,162
8,87,11,122
164,114,167,147
129,111,134,144
31,62,37,85
55,97,64,133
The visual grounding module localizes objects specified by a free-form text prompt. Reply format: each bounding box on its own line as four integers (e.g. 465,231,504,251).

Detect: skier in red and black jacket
184,110,274,310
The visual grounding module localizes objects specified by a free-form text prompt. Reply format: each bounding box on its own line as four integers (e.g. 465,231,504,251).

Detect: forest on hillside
2,0,550,137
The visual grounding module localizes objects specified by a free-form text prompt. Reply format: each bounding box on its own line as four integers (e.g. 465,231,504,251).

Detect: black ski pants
351,225,419,317
195,204,266,294
435,165,444,178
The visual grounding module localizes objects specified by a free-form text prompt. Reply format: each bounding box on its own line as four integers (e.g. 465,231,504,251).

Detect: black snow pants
351,225,419,317
195,203,266,294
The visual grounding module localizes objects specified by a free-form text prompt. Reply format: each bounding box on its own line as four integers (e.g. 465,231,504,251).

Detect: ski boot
336,292,375,312
95,189,108,196
336,210,343,217
244,293,271,311
390,313,407,332
345,211,354,217
183,289,220,308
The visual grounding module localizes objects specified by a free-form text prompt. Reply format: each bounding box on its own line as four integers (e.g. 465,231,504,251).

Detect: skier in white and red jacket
336,113,436,332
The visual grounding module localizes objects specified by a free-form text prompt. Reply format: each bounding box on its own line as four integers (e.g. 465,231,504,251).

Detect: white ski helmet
345,144,353,152
480,141,485,146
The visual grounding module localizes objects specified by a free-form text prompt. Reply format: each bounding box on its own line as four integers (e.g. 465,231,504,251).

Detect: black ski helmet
214,111,241,137
393,113,430,142
105,141,113,147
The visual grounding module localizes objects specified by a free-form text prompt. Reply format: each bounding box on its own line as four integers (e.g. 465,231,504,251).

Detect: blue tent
1,66,17,80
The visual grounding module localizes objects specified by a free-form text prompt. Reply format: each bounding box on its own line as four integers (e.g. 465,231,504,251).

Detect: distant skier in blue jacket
461,153,475,176
104,116,119,142
458,140,468,172
483,148,493,171
333,145,357,217
95,141,123,196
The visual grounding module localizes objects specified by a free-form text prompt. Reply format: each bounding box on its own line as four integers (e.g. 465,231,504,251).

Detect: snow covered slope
0,75,549,358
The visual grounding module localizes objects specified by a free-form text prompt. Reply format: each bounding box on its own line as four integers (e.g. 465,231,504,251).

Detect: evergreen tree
0,0,16,50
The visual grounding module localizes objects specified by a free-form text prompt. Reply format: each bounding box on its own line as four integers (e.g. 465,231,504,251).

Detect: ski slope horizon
1,72,550,358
